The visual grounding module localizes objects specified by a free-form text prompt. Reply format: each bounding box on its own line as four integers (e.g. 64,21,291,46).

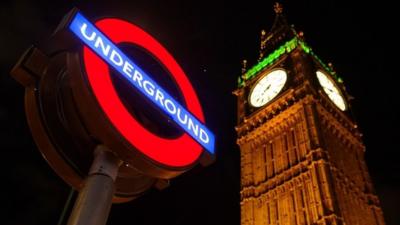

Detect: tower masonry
234,3,386,225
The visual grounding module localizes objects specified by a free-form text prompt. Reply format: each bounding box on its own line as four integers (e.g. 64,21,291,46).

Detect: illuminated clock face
249,69,287,107
316,70,346,111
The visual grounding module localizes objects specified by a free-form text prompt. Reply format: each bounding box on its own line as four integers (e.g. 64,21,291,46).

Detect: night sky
1,1,399,225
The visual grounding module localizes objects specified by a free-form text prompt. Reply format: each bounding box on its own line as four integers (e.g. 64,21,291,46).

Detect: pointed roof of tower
238,2,344,87
259,2,298,60
270,2,288,32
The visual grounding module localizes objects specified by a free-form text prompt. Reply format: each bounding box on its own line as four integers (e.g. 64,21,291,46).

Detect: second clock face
316,70,346,111
249,69,287,107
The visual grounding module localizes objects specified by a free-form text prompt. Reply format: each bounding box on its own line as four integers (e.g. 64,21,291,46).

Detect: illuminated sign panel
69,13,215,155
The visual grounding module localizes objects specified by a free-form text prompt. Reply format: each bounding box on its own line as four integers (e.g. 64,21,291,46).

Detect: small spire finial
274,2,283,14
298,30,305,40
261,30,266,36
259,30,267,60
241,59,248,74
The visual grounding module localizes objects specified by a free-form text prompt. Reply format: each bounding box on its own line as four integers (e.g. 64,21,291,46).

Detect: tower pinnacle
274,2,283,14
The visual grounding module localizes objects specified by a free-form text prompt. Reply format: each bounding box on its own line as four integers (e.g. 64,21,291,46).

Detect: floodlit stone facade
234,3,385,225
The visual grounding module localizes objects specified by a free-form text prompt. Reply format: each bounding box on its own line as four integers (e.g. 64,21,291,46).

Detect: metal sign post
67,146,121,225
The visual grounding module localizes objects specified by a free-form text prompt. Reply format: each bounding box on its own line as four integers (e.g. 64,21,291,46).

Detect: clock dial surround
316,70,346,111
249,69,287,108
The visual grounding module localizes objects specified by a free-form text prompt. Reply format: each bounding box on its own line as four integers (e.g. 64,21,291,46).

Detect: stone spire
259,2,292,59
270,2,289,34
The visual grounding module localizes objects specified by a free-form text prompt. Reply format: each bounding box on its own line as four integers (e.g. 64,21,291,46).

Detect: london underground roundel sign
69,13,215,167
10,8,215,202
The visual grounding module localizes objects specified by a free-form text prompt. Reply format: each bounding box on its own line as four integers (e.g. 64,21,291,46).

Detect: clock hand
324,86,335,93
262,84,271,95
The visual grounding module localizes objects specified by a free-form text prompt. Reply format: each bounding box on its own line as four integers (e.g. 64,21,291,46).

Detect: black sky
1,0,399,225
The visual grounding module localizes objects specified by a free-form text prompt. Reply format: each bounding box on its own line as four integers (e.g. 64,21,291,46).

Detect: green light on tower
238,37,344,87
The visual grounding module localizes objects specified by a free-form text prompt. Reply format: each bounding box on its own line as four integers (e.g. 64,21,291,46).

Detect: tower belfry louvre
234,3,386,225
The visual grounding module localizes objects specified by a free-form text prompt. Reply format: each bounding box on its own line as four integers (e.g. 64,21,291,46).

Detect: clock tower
234,3,386,225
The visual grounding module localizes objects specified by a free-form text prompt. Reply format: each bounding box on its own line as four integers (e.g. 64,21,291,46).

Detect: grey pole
67,145,122,225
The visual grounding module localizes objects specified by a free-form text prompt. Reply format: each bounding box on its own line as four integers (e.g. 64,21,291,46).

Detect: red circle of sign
83,18,203,167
